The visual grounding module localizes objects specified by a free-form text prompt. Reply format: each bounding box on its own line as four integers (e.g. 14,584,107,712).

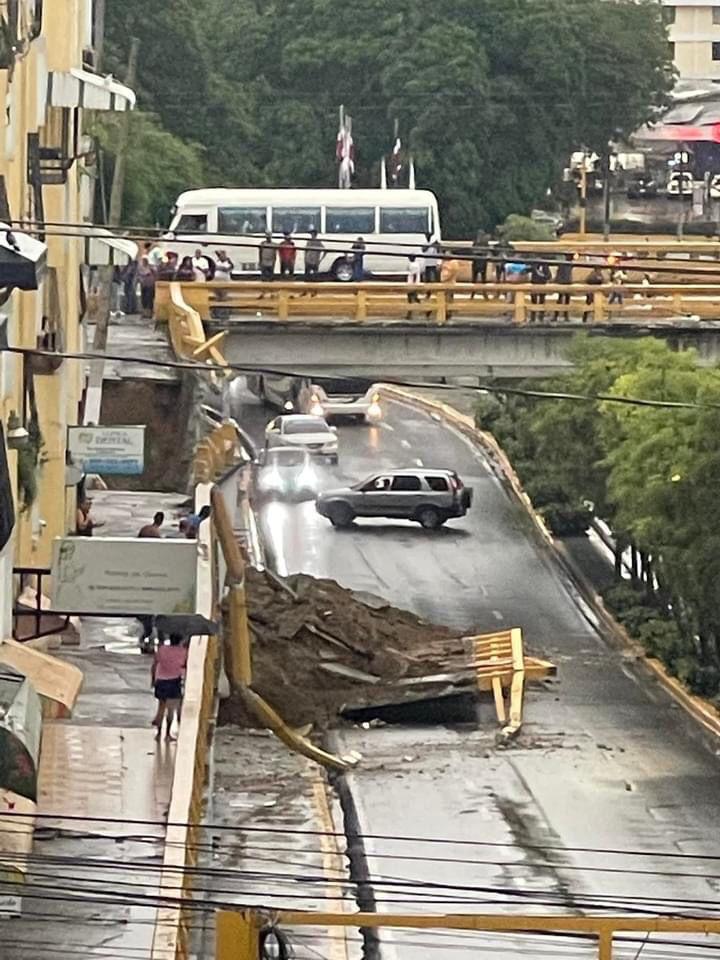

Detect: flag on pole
336,106,355,189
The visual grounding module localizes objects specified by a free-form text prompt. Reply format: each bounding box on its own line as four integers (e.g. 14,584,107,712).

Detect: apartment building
663,0,720,80
0,0,134,638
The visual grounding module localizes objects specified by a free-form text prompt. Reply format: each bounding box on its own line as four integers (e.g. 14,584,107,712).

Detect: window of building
713,41,720,61
714,7,720,26
325,207,375,234
668,41,675,60
218,207,267,234
271,207,321,234
390,475,422,491
661,5,675,26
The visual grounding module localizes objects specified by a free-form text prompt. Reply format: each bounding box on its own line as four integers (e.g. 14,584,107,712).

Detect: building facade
663,0,720,80
0,0,134,638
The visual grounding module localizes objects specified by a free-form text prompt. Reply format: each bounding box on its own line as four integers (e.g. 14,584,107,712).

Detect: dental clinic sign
68,425,145,475
51,538,197,615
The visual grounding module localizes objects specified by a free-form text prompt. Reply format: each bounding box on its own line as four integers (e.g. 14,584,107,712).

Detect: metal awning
48,68,136,112
82,227,138,266
0,225,47,290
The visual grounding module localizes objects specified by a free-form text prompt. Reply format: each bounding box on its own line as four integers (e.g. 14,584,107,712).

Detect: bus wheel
332,259,354,282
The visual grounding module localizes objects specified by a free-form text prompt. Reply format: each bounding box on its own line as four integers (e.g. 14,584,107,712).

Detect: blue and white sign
68,425,145,475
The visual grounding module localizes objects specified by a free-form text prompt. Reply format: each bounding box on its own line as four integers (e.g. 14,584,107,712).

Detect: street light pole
602,152,611,242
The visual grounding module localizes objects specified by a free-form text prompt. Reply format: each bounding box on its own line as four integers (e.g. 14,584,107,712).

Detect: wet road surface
231,385,720,960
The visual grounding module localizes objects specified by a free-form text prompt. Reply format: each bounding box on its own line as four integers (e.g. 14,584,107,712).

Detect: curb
379,383,720,747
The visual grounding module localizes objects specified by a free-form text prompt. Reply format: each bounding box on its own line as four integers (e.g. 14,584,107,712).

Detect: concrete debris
219,567,477,728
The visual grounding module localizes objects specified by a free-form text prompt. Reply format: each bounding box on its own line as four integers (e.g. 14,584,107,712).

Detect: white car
257,446,317,500
709,174,720,200
667,172,694,197
301,382,383,424
265,414,338,463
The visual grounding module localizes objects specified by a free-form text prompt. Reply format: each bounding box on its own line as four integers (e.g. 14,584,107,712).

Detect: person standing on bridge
351,237,366,281
279,232,297,278
304,229,325,281
406,253,423,318
553,253,574,321
422,233,441,284
583,265,604,323
259,233,276,284
470,230,490,299
529,259,551,323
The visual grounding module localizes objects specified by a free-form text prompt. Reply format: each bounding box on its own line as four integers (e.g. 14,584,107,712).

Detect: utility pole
107,37,139,228
602,152,611,242
93,37,139,356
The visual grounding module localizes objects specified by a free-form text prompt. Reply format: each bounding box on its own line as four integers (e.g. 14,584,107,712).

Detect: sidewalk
1,490,190,960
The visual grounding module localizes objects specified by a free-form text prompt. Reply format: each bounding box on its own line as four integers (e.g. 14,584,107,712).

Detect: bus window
379,207,430,234
272,207,321,234
326,207,376,234
218,207,267,234
175,213,208,232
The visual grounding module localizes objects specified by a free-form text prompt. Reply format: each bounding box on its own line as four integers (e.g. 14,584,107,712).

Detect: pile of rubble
219,567,476,728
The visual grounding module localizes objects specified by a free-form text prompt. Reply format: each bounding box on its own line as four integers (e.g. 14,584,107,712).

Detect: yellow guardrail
150,483,218,960
217,908,720,960
162,281,233,385
156,278,720,327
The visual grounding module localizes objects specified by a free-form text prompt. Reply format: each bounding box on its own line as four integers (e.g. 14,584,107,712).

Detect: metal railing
156,279,720,327
150,482,218,960
216,908,720,960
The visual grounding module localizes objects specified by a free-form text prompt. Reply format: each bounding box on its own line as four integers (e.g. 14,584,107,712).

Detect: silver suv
316,468,473,529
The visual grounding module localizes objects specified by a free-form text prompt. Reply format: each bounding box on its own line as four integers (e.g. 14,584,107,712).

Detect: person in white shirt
406,254,424,318
421,233,441,283
214,250,234,282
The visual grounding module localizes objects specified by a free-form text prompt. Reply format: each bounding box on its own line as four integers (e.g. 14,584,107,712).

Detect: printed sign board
67,425,145,475
51,538,197,615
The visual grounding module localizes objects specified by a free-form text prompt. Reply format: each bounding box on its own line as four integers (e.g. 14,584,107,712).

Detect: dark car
315,468,473,529
626,176,658,200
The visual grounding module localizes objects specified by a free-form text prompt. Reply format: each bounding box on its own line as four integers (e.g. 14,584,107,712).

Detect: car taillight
450,475,461,491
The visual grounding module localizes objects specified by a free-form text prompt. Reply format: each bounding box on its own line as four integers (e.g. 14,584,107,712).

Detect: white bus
163,187,441,280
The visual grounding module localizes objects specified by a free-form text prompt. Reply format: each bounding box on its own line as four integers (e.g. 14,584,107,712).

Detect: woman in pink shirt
151,634,188,741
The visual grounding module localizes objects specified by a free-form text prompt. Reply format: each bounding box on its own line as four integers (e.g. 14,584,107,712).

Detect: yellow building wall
0,0,89,569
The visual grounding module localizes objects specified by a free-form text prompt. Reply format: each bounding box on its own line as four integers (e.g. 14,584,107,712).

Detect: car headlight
295,467,315,489
310,403,325,417
367,402,382,421
260,469,284,492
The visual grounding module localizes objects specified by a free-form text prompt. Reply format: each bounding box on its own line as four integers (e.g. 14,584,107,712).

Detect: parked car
667,172,694,197
257,446,317,500
300,382,383,424
626,176,658,200
709,174,720,200
265,414,338,463
315,468,473,529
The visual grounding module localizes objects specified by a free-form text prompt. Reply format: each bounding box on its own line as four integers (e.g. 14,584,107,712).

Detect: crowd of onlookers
111,232,641,324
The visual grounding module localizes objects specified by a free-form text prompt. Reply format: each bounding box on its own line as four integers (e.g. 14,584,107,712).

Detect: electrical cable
9,218,720,277
3,810,720,865
4,344,719,412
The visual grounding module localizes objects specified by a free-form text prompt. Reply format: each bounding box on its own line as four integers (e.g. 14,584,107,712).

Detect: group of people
257,229,366,281
403,234,635,323
118,243,234,316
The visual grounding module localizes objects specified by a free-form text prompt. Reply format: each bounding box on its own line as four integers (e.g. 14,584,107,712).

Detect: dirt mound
218,567,473,728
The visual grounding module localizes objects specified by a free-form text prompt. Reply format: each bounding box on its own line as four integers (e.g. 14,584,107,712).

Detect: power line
5,344,719,412
4,810,720,865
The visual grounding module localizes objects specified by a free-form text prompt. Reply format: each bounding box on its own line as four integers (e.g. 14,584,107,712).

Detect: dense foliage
100,0,674,233
476,339,720,700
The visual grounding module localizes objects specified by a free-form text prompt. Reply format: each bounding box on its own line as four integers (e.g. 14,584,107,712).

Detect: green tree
92,112,205,226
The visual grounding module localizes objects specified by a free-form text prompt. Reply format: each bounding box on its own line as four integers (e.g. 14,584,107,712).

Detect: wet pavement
230,385,720,960
0,489,189,959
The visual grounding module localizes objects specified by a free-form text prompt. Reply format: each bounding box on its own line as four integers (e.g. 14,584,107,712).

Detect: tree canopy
101,0,674,233
478,338,720,701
